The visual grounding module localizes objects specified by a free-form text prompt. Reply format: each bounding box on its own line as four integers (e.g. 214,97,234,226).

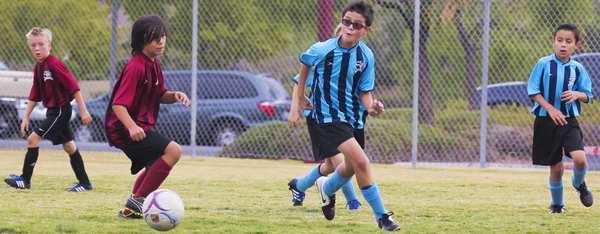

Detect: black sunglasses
341,18,366,30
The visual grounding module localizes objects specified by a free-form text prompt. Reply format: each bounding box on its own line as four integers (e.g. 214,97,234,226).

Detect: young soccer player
287,24,369,211
3,27,94,192
104,15,190,219
295,1,400,231
527,23,593,214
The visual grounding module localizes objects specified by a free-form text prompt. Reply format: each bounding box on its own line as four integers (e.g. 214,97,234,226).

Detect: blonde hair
334,23,343,37
26,27,52,43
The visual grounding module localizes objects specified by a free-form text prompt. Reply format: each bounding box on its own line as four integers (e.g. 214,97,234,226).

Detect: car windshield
257,75,289,100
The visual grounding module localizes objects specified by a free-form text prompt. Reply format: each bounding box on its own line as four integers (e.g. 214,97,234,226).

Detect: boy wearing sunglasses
295,0,400,231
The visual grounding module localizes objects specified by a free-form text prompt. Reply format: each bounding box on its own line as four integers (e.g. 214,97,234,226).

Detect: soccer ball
142,189,185,231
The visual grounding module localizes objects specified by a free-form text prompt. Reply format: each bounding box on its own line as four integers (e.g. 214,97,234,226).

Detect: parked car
477,81,531,107
476,53,600,107
72,70,291,146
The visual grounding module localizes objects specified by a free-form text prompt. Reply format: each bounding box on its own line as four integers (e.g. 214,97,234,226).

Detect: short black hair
342,0,374,27
130,15,169,55
554,23,582,43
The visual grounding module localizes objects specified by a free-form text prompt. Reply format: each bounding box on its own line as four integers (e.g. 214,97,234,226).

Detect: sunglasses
341,18,366,30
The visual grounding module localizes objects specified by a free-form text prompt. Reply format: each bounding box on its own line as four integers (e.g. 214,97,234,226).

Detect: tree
119,0,307,71
0,0,112,80
373,0,436,125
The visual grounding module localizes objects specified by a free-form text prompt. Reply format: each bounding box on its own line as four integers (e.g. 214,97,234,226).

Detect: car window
0,60,9,71
165,73,192,97
198,74,258,99
258,76,289,100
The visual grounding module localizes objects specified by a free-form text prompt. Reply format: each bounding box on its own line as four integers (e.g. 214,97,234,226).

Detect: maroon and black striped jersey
104,53,169,148
29,55,80,108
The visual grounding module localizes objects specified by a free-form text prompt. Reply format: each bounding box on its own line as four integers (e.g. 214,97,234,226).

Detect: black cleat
125,194,145,214
288,178,305,206
549,205,565,214
315,177,335,220
378,212,401,231
66,182,93,192
117,208,143,219
4,174,30,189
574,181,593,207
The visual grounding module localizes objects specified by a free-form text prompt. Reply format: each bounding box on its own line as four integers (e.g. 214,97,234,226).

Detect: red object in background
258,101,275,117
303,159,325,164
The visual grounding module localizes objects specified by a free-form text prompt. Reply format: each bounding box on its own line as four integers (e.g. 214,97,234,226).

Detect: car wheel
213,120,243,147
0,106,18,138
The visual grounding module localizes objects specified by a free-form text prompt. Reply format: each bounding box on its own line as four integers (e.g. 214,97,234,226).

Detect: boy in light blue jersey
287,24,368,211
295,1,399,231
527,23,593,214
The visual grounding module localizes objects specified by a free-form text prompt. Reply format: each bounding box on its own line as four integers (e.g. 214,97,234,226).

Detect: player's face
553,30,578,63
28,35,51,63
339,11,371,48
142,35,167,59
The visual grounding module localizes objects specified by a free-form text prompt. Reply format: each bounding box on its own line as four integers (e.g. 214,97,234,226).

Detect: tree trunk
317,0,334,42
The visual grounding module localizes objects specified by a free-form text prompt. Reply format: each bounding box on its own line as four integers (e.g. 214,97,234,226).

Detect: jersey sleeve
29,66,41,102
299,42,326,67
53,61,80,95
527,59,545,97
112,65,142,109
576,65,593,102
359,49,375,92
292,73,313,88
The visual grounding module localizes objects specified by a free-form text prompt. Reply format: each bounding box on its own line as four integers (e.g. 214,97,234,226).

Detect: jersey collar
336,36,359,53
553,54,572,65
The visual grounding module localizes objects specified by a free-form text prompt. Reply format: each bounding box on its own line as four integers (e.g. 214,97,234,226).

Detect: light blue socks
549,178,564,206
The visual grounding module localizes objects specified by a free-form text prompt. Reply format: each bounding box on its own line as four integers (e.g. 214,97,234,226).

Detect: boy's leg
569,150,593,207
133,142,181,199
63,141,91,187
132,169,148,195
549,162,564,213
4,133,41,189
337,139,399,231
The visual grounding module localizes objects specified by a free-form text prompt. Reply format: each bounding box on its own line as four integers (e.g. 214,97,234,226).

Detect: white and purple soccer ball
142,189,185,231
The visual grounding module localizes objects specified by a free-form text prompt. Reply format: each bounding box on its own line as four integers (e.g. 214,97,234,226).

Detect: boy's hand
20,119,29,137
299,96,313,111
561,91,581,104
547,107,567,126
175,92,190,107
288,109,301,127
128,125,146,141
80,110,92,126
370,99,385,117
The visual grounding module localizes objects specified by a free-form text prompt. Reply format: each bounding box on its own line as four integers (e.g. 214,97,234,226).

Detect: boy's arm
160,91,190,107
296,64,313,110
20,101,37,137
112,105,146,141
288,84,301,127
531,94,567,126
72,91,92,125
359,92,384,117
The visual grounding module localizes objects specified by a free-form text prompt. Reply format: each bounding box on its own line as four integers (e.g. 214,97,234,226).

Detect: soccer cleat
4,174,30,189
574,181,593,207
346,199,362,210
66,182,93,192
288,178,305,206
549,205,566,214
315,177,336,220
117,208,143,219
125,194,145,214
377,212,401,232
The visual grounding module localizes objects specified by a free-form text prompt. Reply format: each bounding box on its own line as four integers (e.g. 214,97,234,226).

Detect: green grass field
0,149,599,234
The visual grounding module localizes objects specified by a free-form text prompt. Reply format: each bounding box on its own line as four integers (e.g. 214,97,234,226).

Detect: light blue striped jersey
298,36,375,129
527,54,592,117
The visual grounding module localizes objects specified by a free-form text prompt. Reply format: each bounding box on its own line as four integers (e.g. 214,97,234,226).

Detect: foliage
0,0,112,80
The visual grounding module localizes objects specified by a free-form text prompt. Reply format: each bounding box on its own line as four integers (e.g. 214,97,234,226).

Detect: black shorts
121,130,171,175
34,105,74,145
307,118,359,161
532,116,584,166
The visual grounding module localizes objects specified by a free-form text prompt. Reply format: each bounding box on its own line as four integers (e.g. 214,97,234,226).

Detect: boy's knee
27,134,41,147
165,142,182,160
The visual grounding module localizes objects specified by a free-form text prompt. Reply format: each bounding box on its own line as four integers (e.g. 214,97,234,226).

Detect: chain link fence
1,0,600,166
